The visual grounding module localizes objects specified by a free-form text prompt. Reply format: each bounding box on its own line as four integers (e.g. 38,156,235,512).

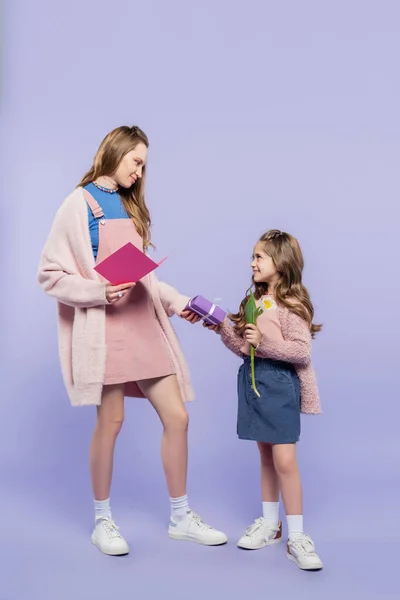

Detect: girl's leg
258,442,280,527
237,443,281,549
89,384,129,556
272,443,323,570
137,375,227,546
272,444,303,544
271,443,302,517
258,441,280,502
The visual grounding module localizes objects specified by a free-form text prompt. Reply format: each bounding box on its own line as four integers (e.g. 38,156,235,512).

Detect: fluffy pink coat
38,188,194,406
219,308,322,414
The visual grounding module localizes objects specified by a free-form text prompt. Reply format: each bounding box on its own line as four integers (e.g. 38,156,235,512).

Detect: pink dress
84,191,175,394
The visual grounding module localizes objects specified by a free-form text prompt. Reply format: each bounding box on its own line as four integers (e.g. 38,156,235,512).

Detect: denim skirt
237,357,301,444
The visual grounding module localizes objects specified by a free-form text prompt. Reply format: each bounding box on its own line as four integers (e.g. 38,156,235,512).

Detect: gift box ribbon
187,299,218,321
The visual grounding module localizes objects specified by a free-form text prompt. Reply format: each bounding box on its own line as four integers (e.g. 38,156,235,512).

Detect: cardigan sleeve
219,320,245,358
38,198,108,309
256,311,311,366
156,280,190,317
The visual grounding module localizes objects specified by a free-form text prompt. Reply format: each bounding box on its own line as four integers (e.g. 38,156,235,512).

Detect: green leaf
245,288,258,325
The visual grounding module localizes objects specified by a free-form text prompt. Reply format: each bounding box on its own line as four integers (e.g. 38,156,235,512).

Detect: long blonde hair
230,230,322,338
78,125,152,248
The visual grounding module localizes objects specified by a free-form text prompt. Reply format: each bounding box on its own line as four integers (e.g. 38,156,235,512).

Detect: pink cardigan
219,308,322,414
37,188,194,407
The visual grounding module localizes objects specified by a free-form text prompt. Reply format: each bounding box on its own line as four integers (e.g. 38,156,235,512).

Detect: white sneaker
168,510,228,546
286,534,323,570
237,518,282,549
91,517,130,556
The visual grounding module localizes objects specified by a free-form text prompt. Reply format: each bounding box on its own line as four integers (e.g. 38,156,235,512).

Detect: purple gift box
185,295,226,326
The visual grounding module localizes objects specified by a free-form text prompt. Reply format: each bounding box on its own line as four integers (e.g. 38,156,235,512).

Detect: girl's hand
202,321,222,333
180,310,202,324
244,323,262,347
106,282,136,303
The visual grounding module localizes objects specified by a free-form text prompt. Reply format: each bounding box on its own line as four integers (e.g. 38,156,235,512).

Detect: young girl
206,230,323,570
38,125,227,555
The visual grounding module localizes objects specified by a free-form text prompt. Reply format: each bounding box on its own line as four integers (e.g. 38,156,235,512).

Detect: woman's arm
38,196,108,308
156,280,190,317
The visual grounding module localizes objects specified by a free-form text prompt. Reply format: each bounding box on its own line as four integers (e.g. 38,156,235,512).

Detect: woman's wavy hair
78,125,152,248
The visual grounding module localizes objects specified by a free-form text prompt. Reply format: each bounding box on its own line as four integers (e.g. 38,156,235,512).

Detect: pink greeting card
94,242,167,285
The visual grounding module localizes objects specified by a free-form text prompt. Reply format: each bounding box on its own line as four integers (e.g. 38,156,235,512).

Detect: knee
259,443,274,467
164,408,189,432
97,414,124,438
273,454,297,477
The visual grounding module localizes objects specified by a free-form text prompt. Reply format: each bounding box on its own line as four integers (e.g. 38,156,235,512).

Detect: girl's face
113,142,147,189
251,242,280,288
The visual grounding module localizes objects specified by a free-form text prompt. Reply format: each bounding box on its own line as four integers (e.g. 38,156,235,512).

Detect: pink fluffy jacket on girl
219,311,322,414
37,188,194,407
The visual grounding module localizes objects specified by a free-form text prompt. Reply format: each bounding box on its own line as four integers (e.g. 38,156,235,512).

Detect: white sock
94,498,112,522
262,501,280,528
170,494,189,522
286,515,303,541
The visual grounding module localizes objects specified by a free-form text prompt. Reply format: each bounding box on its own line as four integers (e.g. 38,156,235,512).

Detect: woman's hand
106,282,136,304
244,323,262,347
180,310,202,324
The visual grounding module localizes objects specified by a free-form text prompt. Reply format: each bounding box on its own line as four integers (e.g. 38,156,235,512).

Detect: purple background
1,1,399,598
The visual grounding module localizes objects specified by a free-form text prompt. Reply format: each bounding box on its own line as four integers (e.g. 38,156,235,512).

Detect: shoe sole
237,536,282,550
168,531,228,546
91,535,130,556
286,552,323,570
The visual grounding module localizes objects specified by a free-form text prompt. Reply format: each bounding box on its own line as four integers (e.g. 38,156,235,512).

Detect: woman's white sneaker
286,534,323,570
168,510,228,546
237,517,282,549
91,517,130,555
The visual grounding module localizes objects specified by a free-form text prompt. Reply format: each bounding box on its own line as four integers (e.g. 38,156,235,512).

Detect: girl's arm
219,319,245,358
38,197,109,308
256,311,311,366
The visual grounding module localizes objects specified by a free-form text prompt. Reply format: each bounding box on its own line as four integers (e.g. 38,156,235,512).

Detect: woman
38,125,227,555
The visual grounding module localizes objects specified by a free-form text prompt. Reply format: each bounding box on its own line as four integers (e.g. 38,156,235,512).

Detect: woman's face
113,142,148,189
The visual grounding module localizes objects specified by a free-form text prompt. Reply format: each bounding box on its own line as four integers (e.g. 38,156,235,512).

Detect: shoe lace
245,517,264,537
101,518,122,539
292,534,316,555
189,511,212,531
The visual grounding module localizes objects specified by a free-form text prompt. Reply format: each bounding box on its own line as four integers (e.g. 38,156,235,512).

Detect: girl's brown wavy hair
229,230,322,338
78,125,152,249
